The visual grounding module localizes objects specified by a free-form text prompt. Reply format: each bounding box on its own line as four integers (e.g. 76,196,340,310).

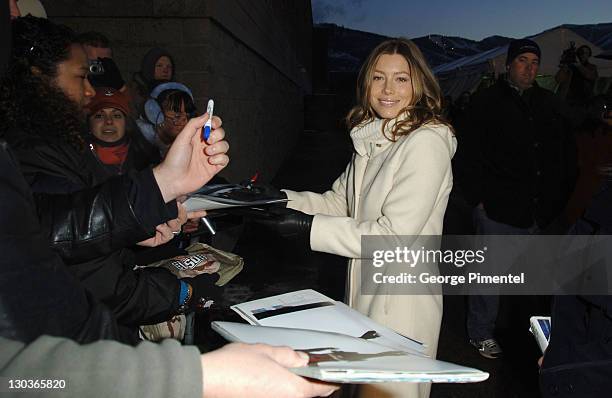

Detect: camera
88,59,105,75
559,41,577,66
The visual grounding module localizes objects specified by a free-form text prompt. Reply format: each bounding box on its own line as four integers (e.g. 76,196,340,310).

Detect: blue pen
203,99,214,141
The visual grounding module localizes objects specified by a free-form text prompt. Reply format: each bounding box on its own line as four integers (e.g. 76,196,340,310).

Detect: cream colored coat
284,120,457,398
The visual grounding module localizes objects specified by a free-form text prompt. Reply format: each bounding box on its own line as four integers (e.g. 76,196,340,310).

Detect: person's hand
201,343,339,398
176,197,207,234
185,209,207,234
247,207,313,240
183,218,201,234
250,182,288,201
137,203,189,247
153,114,229,203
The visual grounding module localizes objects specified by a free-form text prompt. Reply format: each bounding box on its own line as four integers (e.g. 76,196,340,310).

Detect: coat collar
350,117,399,157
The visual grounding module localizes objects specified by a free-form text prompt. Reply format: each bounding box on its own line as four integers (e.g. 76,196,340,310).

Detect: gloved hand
88,57,125,90
249,182,287,202
248,206,313,240
182,273,223,312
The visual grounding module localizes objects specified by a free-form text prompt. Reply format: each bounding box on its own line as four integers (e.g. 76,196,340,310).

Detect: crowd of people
1,1,612,398
0,5,336,398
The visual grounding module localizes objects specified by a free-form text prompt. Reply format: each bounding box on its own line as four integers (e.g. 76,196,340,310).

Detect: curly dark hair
0,16,86,149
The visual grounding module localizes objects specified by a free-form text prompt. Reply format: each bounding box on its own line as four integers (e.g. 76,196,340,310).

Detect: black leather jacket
4,130,181,327
0,140,136,344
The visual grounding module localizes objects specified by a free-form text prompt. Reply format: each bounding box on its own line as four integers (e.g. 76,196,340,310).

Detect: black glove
88,57,125,90
248,206,313,240
182,273,223,312
247,182,287,202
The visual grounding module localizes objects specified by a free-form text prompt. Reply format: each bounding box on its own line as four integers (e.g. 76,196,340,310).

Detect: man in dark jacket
456,39,577,358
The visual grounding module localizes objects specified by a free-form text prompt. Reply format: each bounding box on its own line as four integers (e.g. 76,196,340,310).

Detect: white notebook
230,289,425,355
212,321,489,384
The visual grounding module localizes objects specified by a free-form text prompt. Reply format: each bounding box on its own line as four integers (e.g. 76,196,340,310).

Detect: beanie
506,39,541,65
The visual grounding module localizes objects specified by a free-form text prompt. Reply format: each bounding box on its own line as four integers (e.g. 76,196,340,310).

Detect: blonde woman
258,38,456,398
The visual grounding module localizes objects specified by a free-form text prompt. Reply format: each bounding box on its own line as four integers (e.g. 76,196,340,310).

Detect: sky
312,0,612,41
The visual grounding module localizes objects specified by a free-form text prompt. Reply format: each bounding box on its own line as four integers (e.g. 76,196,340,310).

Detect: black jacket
540,182,612,397
4,130,181,327
455,79,577,228
0,140,135,344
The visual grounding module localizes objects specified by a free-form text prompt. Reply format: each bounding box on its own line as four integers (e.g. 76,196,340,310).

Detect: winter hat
86,87,130,116
506,39,541,65
140,47,174,84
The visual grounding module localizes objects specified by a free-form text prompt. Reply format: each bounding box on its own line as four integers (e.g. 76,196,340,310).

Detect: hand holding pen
201,98,218,236
203,99,214,142
153,112,228,203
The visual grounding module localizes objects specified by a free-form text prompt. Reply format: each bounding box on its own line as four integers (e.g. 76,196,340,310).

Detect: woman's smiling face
369,53,413,119
89,107,126,143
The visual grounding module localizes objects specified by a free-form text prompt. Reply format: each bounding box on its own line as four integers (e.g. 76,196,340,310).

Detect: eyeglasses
163,112,190,125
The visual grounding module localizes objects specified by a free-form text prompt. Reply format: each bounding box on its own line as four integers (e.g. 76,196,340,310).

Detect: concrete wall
41,0,313,181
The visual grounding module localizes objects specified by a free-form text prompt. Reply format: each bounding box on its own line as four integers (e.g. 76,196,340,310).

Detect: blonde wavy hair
346,37,450,140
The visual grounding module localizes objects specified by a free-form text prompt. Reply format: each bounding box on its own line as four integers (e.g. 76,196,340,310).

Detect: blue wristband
179,280,189,305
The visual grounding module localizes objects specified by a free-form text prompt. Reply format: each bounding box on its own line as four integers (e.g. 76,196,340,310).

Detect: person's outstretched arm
38,114,228,263
0,337,338,398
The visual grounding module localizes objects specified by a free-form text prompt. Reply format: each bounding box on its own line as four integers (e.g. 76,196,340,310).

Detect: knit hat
140,47,174,85
86,87,130,115
506,39,541,65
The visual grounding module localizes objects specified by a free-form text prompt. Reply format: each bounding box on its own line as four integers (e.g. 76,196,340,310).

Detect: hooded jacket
139,47,174,88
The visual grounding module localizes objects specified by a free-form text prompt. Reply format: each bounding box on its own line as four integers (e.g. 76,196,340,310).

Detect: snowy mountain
316,22,612,72
560,23,612,50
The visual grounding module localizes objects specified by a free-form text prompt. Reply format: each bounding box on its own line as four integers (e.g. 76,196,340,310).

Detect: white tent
434,27,612,99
